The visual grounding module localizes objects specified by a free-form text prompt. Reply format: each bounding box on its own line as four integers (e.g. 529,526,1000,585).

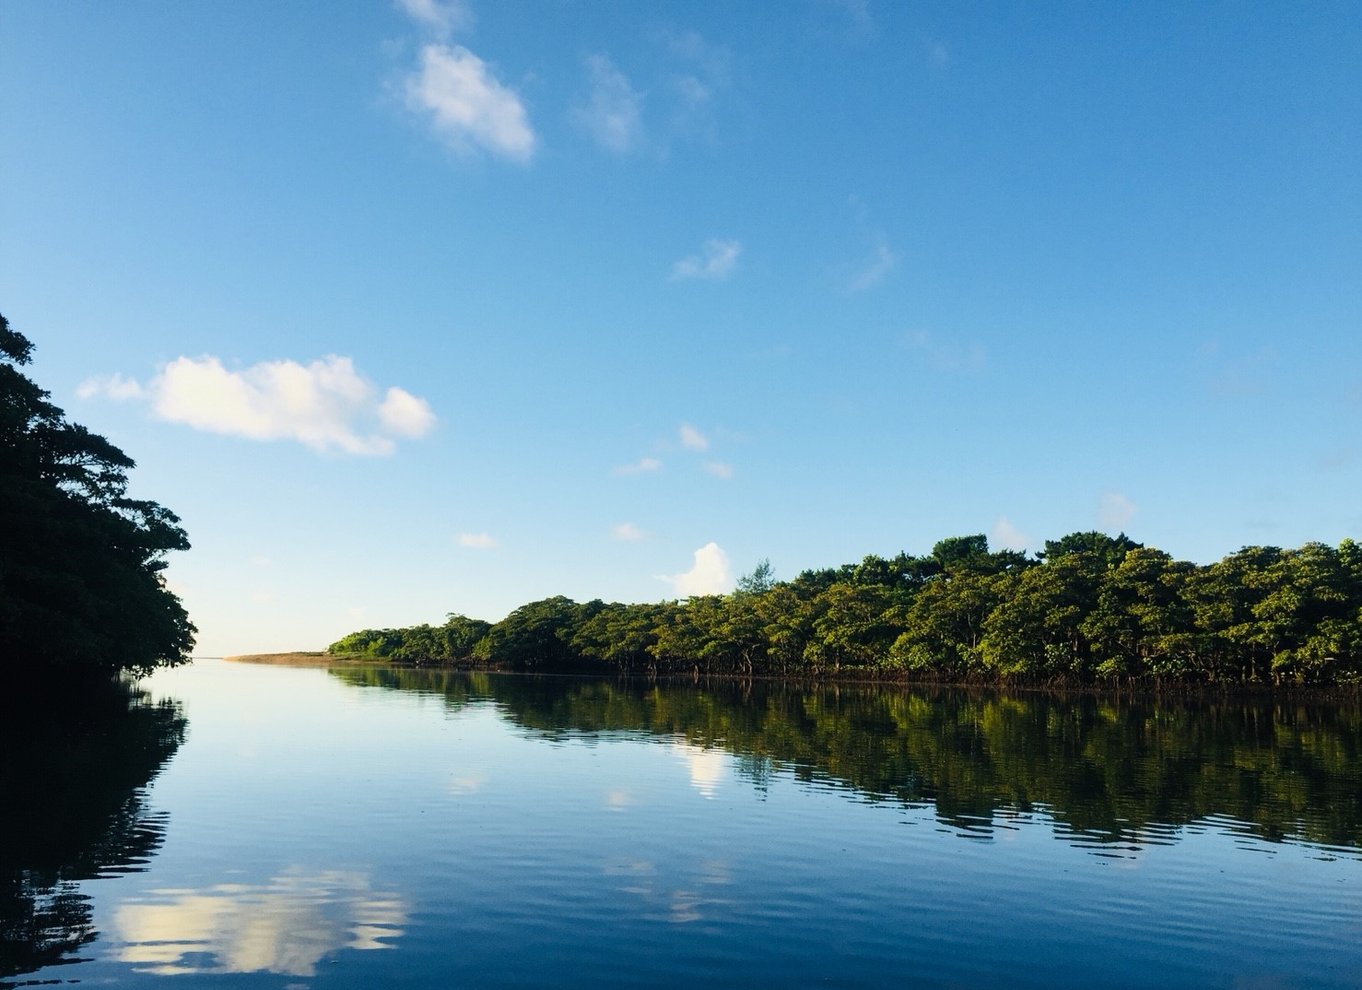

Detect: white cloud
678,423,709,452
113,870,405,977
905,330,987,372
611,522,647,542
848,237,898,291
456,532,499,549
378,386,437,437
664,542,733,597
1098,492,1138,529
574,54,643,153
80,355,435,456
991,516,1031,552
671,239,741,281
396,0,473,37
702,461,734,480
613,456,662,476
76,372,144,401
405,44,535,162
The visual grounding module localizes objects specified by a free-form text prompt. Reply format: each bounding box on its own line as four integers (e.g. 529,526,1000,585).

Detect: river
4,659,1361,988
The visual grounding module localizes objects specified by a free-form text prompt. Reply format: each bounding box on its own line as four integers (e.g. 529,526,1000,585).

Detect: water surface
4,661,1361,988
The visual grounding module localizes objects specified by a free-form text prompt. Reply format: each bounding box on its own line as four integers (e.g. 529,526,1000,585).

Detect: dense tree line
0,313,194,679
329,531,1362,686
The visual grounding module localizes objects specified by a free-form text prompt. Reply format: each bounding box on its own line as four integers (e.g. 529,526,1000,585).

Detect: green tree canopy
0,313,194,678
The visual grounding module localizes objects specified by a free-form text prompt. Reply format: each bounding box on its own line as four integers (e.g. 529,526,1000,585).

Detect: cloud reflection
671,740,728,798
604,857,732,924
112,868,406,976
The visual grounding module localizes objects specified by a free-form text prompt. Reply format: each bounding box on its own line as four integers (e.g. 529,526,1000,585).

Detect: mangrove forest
329,531,1362,686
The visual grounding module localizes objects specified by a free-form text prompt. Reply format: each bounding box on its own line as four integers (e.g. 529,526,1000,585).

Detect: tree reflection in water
0,680,185,985
331,667,1362,855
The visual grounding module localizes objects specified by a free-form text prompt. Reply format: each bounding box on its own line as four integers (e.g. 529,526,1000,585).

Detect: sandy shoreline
223,652,358,666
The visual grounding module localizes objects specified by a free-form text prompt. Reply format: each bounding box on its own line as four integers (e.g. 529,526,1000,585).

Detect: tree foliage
329,530,1362,686
0,313,194,678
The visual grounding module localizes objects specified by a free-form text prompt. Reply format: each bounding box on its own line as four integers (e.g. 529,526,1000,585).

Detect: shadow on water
0,678,186,987
331,667,1362,855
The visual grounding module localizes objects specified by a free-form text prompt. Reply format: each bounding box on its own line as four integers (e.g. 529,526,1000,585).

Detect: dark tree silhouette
0,312,194,679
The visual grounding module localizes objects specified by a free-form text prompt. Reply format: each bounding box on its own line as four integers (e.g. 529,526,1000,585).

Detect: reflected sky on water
5,660,1362,989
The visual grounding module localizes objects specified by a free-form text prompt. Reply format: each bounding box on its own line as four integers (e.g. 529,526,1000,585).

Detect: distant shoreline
225,652,359,666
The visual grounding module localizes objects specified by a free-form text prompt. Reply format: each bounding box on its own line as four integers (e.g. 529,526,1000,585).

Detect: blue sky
3,1,1359,656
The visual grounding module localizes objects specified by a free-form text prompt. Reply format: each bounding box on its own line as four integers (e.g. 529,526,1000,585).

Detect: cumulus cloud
678,423,709,452
405,44,535,162
456,532,498,549
671,239,741,281
79,355,435,456
991,516,1031,552
378,386,438,437
702,461,734,479
611,522,647,542
613,456,662,476
1099,492,1138,528
574,54,643,153
396,0,473,37
664,542,733,597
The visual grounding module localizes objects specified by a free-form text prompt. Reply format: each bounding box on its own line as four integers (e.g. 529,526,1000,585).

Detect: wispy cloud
79,355,435,456
904,330,987,372
841,194,898,292
404,44,535,162
456,532,499,549
611,522,647,542
665,30,729,86
702,461,734,480
663,30,730,139
991,516,1031,552
1098,492,1137,529
574,54,643,153
663,542,733,597
678,423,709,452
613,456,662,476
77,372,143,401
396,0,473,38
671,239,741,281
848,236,897,292
819,0,874,36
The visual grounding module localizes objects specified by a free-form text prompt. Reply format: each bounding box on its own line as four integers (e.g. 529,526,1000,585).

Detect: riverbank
221,651,1362,701
225,652,356,666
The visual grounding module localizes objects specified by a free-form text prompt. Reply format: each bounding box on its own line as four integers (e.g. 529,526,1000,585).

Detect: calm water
4,660,1362,989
